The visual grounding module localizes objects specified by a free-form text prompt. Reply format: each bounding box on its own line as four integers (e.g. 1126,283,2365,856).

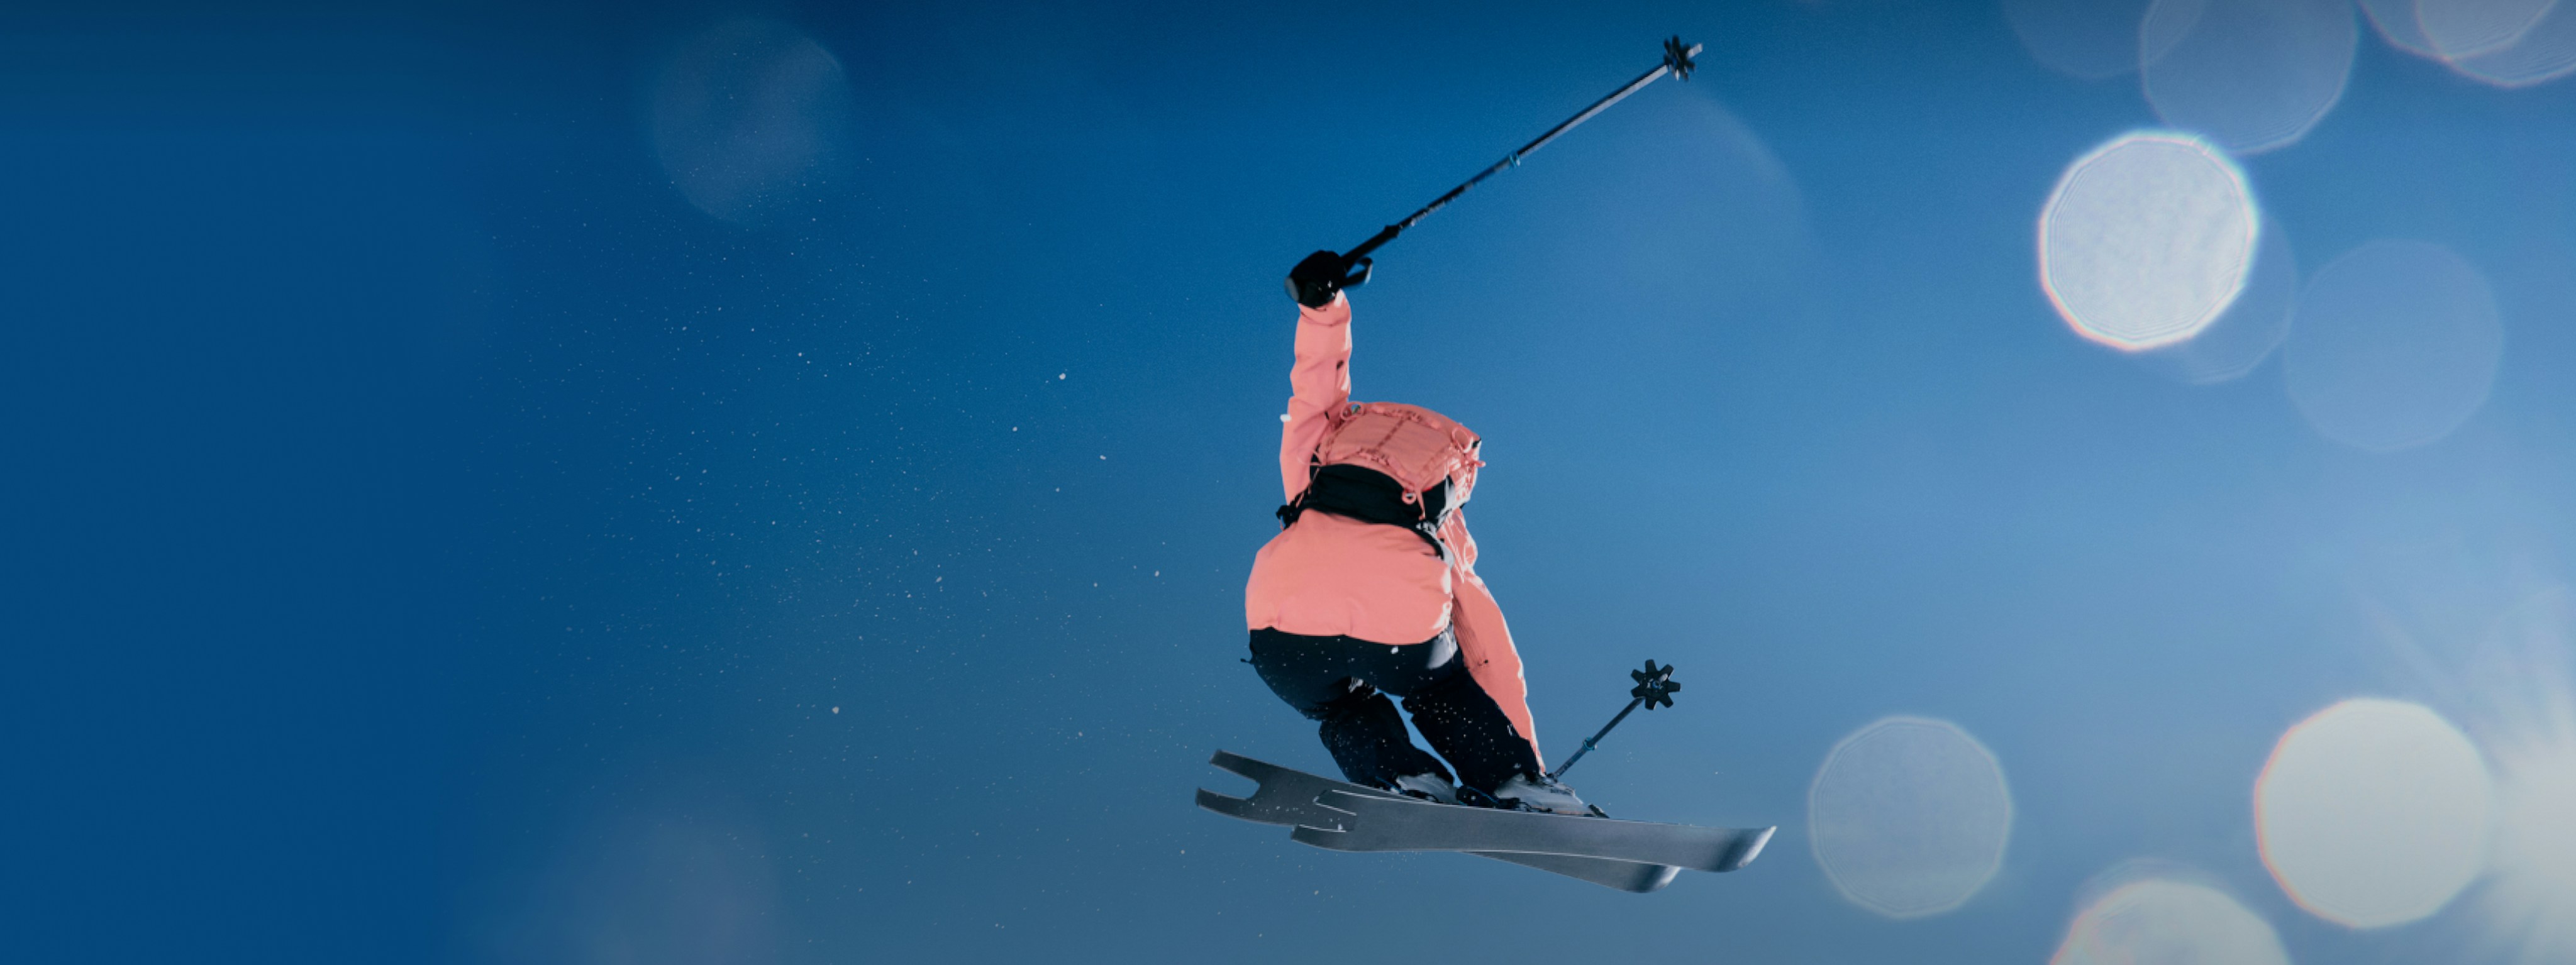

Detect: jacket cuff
1296,292,1351,327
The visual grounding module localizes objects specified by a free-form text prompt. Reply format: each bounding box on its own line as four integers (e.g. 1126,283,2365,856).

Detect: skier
1242,251,1594,816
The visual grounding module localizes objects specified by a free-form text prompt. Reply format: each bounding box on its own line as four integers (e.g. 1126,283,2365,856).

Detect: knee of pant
1401,671,1481,715
1259,661,1367,719
1309,682,1389,724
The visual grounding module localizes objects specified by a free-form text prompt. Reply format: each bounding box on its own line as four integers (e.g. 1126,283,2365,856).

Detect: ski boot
1391,771,1460,805
1486,773,1607,817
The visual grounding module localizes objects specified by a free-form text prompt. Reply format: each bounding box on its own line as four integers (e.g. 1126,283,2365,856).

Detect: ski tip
1482,851,1685,893
1635,864,1684,893
1719,826,1777,872
1611,862,1683,893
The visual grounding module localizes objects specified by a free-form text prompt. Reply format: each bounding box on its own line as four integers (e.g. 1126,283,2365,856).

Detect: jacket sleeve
1279,294,1352,503
1441,509,1542,768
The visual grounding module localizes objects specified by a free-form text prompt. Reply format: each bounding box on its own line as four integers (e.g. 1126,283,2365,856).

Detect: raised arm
1278,293,1352,503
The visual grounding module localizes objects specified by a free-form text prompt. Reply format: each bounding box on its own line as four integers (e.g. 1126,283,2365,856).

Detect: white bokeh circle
2135,220,2297,383
2257,698,2494,927
2448,0,2576,87
2417,0,2560,60
2361,0,2446,56
648,19,858,225
2041,132,2258,351
2140,0,2357,153
2284,239,2504,452
1807,716,2014,918
2360,0,2576,87
2053,878,2291,965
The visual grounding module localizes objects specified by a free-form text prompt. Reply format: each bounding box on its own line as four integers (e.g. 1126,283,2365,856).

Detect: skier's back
1242,253,1591,815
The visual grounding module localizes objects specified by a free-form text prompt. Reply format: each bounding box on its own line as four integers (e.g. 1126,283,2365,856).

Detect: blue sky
6,1,2576,962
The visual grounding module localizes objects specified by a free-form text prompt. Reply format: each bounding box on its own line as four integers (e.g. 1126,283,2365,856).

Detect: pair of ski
1196,750,1773,893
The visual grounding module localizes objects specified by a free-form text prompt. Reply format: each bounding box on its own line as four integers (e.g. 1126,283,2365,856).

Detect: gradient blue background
5,1,2573,962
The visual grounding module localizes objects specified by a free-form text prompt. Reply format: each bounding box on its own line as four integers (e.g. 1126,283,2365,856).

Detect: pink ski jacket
1243,294,1540,759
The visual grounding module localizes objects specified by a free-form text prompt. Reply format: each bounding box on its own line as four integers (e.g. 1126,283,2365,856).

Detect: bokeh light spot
1807,716,2013,918
2004,0,2159,79
2488,744,2576,959
2257,698,2492,927
2040,133,2257,351
2465,588,2576,963
649,19,858,225
2417,0,2559,60
2135,221,2297,383
2140,0,2357,153
2284,239,2504,452
2361,0,2447,56
2360,0,2576,85
2446,0,2576,87
2052,878,2290,965
490,805,782,964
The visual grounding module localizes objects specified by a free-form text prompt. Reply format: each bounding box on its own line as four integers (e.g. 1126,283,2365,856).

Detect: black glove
1284,250,1370,308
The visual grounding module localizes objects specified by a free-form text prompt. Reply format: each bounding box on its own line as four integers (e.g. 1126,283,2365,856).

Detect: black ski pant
1248,627,1543,795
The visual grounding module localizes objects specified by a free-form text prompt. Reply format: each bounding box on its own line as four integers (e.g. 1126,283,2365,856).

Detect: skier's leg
1403,671,1546,795
1312,685,1450,790
1247,629,1450,790
1377,639,1545,796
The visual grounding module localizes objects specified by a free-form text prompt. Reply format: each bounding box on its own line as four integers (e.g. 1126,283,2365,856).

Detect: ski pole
1548,659,1680,781
1291,36,1703,297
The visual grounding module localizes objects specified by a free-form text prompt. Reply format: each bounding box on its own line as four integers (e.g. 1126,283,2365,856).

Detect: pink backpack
1316,402,1484,507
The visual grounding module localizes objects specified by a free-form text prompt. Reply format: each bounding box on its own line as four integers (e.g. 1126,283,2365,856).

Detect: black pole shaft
1340,41,1704,265
1548,695,1645,781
